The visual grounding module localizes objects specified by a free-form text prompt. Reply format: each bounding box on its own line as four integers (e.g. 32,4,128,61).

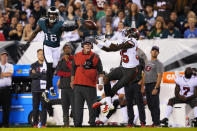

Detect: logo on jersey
145,66,152,72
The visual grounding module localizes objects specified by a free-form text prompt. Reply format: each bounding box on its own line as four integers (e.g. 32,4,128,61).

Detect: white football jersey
120,37,139,68
175,75,197,97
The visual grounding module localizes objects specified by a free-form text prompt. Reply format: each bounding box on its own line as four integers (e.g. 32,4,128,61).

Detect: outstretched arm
96,40,135,52
27,25,42,43
61,20,78,32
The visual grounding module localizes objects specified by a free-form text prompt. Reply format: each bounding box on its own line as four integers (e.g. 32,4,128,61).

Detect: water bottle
38,122,41,128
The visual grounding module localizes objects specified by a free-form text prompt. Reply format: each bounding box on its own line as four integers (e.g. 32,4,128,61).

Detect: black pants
61,88,74,125
145,82,160,125
73,85,97,127
0,87,11,127
32,92,47,126
104,67,137,97
125,83,146,124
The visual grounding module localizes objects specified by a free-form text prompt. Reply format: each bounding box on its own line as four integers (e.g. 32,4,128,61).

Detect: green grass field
0,127,197,131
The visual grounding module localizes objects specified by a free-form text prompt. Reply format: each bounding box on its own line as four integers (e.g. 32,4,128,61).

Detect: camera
83,59,93,69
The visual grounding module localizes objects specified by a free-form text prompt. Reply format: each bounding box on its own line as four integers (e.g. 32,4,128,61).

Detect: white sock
102,116,108,123
194,107,197,118
165,105,173,118
100,97,106,104
134,108,139,124
121,106,128,123
105,97,112,105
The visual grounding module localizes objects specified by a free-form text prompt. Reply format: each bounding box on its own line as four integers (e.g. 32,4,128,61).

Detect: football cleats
47,6,59,23
123,27,140,40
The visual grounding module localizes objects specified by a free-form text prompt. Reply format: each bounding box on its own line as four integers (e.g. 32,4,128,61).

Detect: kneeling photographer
71,37,104,127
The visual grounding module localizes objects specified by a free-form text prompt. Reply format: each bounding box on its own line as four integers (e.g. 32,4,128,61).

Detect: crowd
0,0,197,42
0,0,197,128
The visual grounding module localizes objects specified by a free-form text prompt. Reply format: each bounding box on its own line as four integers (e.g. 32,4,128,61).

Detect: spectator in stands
0,51,13,128
9,23,23,41
183,11,197,33
143,3,157,37
124,3,146,34
162,20,181,38
56,44,74,127
148,19,165,39
30,49,47,128
105,22,113,39
141,46,164,127
113,10,125,30
65,5,78,22
22,24,33,41
31,0,46,23
184,17,197,38
169,11,183,34
98,7,114,34
0,17,6,41
160,67,197,127
55,0,61,9
111,21,124,41
40,0,50,10
83,2,96,20
22,0,31,18
58,3,66,19
28,15,36,30
19,11,28,26
153,0,172,21
71,37,104,127
74,0,82,10
93,0,106,20
111,2,119,17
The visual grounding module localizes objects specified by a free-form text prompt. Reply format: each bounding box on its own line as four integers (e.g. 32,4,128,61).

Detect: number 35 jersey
38,18,64,47
120,37,139,68
175,75,197,97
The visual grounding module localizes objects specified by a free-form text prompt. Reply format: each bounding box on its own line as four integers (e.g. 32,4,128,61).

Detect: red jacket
73,51,100,88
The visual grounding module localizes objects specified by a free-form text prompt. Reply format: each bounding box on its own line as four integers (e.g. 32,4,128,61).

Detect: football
84,20,97,30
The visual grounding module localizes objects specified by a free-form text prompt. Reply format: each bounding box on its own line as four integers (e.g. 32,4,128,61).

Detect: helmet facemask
48,7,59,23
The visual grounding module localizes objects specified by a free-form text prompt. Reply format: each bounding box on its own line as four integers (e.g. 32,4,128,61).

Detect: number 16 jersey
175,75,197,97
38,17,64,47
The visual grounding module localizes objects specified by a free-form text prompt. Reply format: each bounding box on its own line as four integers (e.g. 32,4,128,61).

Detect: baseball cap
151,46,159,52
58,3,65,8
0,51,8,56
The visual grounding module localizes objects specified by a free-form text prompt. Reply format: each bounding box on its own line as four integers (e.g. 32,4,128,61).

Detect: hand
152,88,158,95
70,81,74,89
32,70,36,73
141,86,145,94
98,84,103,91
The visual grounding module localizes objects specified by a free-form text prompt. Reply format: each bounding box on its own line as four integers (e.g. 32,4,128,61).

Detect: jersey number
183,87,190,96
45,33,57,42
120,50,129,63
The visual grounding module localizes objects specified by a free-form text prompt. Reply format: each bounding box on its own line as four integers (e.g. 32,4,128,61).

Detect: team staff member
71,37,104,127
30,49,47,128
125,57,146,127
0,51,13,127
56,44,74,127
141,46,164,127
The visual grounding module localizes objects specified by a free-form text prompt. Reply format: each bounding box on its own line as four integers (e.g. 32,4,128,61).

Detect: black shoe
42,91,49,102
50,87,56,96
160,118,168,126
192,117,197,127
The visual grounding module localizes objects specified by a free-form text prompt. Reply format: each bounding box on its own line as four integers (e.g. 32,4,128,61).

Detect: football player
160,67,197,126
24,6,78,102
92,27,140,110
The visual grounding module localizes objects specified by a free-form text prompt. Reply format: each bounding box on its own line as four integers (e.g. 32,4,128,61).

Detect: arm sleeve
96,55,103,74
71,59,77,76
